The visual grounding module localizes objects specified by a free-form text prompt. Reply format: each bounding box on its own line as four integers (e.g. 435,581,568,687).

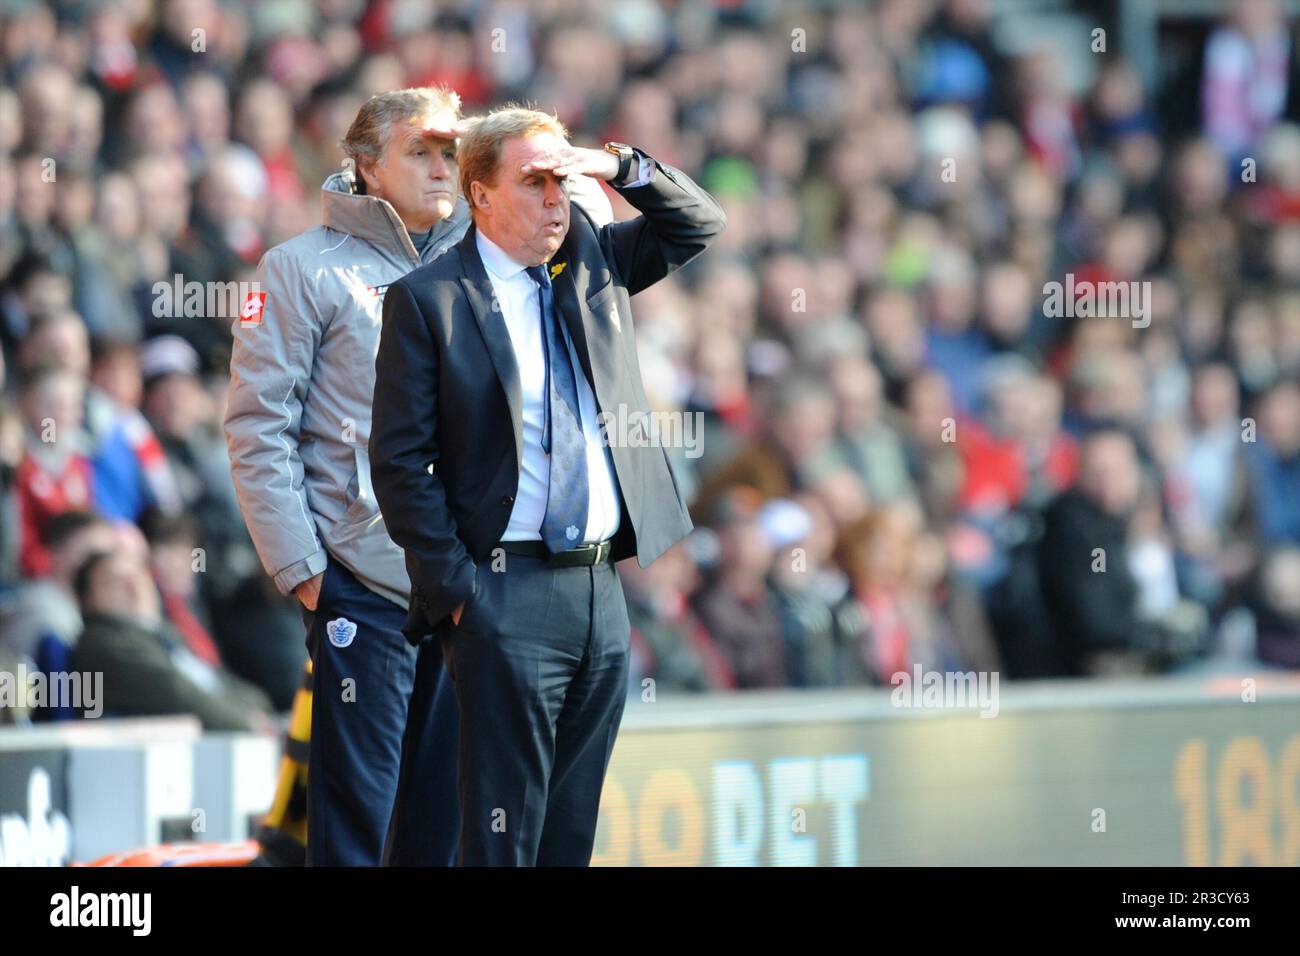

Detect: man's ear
470,181,490,213
358,157,382,196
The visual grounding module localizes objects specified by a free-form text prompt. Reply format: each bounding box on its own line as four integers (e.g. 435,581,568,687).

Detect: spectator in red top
962,356,1079,514
839,501,926,684
235,79,305,205
140,508,223,671
15,367,93,577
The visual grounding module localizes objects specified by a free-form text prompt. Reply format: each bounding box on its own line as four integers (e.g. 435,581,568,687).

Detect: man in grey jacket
225,87,610,866
225,86,465,867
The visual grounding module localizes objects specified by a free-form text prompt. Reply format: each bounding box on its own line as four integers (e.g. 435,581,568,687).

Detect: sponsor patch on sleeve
240,291,267,326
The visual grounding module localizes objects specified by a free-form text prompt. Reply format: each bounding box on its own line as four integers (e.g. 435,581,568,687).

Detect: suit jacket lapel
551,267,597,392
456,224,524,472
550,227,618,405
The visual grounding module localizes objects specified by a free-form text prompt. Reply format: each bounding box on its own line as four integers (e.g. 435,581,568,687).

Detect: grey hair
340,86,461,168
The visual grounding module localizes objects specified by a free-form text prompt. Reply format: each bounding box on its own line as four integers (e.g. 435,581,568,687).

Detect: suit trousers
304,551,460,866
439,550,631,866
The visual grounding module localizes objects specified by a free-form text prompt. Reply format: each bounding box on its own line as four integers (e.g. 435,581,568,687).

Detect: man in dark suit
370,107,725,865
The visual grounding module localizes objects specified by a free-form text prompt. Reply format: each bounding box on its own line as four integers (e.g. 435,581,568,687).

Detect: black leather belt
498,539,613,567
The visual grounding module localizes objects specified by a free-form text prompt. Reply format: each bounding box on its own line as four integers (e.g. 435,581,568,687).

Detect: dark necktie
525,264,590,551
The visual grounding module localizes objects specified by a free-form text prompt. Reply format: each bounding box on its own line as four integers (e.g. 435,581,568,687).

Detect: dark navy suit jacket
370,156,726,642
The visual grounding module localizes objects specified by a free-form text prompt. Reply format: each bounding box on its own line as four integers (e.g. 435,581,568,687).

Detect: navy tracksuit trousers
303,550,459,866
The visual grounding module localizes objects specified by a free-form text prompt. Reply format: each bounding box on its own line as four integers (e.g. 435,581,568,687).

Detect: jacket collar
320,172,469,262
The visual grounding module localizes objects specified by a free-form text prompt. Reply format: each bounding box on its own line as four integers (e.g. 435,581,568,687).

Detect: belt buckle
554,541,608,566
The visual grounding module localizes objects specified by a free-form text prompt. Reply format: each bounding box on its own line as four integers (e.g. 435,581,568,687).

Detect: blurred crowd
3,0,1300,728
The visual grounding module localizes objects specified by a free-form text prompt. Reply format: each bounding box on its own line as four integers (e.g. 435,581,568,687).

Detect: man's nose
543,176,565,206
430,150,451,180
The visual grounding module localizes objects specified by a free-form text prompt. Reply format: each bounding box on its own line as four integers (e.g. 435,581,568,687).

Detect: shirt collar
475,229,530,281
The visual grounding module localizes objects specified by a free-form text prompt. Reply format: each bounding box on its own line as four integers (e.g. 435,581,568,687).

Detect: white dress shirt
476,229,622,546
